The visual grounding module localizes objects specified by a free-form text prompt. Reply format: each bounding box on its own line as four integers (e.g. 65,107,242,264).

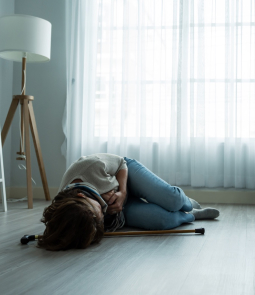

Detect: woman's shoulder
68,154,125,173
73,155,101,167
77,153,124,163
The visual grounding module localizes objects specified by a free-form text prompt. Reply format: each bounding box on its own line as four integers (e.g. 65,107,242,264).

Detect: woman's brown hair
38,189,104,251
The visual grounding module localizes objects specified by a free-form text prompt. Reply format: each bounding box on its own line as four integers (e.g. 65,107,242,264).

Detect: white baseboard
2,186,255,205
182,187,255,205
4,187,59,201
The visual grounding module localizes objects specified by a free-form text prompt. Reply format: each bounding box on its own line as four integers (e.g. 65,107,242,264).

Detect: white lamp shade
0,14,51,62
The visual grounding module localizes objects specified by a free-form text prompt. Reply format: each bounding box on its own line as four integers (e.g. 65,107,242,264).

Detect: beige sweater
58,153,127,195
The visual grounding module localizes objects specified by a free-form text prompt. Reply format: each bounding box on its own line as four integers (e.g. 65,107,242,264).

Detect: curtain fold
64,0,255,189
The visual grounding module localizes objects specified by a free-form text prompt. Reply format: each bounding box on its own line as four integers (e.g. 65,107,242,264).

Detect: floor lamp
0,15,52,209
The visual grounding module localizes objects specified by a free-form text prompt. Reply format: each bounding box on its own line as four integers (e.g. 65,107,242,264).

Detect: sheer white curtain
63,0,255,189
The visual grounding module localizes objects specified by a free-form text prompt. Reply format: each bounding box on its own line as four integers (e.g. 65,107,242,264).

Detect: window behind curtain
95,0,255,138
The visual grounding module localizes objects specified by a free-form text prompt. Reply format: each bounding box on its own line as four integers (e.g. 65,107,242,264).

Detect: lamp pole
17,56,27,161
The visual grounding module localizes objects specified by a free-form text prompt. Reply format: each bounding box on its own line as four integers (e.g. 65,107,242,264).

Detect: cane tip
195,228,205,235
20,235,30,244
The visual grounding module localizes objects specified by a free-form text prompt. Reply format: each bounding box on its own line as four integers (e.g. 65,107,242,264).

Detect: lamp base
1,95,51,209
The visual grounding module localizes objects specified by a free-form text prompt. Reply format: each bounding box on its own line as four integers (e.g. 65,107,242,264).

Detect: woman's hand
101,190,126,215
101,190,115,203
107,191,126,215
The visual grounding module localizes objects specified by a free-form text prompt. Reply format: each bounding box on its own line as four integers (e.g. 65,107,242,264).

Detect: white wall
0,0,15,187
4,0,67,196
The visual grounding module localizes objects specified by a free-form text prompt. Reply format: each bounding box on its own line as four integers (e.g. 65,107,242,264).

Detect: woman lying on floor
38,153,219,251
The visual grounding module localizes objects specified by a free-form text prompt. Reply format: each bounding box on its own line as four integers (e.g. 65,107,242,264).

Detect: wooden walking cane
104,228,205,236
20,228,205,244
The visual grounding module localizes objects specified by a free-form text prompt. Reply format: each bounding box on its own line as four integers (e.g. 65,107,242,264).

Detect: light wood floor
0,201,254,295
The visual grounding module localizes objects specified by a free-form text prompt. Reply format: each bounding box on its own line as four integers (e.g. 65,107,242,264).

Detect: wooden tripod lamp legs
1,95,51,209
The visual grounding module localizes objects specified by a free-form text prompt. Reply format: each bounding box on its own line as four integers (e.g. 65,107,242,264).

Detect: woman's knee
161,186,186,211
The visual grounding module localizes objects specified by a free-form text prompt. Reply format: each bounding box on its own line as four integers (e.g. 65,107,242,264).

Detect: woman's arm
107,168,128,214
115,168,127,195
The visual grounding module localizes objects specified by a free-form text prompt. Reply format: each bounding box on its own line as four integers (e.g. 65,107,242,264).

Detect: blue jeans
123,157,195,230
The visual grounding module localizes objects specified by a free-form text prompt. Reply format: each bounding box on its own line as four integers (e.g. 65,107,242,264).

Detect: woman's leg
124,157,192,212
123,197,195,230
